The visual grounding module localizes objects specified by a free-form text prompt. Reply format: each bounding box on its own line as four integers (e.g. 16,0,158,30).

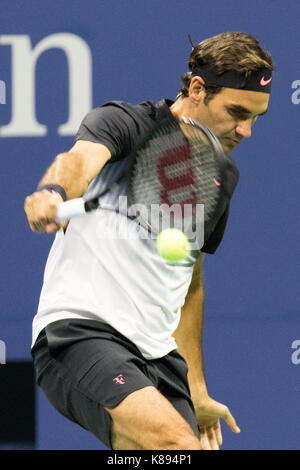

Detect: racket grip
56,198,85,222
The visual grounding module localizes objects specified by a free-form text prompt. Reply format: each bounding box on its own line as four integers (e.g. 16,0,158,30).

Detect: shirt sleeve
201,205,230,254
74,102,139,162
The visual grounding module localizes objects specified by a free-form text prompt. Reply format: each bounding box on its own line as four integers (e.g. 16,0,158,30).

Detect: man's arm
173,253,208,403
24,140,111,233
173,254,240,450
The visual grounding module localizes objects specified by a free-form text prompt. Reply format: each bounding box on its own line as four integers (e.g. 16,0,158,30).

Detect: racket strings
130,120,223,238
191,141,222,218
134,127,219,201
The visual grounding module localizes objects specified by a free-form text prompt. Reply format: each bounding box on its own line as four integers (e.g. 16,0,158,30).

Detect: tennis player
25,32,273,450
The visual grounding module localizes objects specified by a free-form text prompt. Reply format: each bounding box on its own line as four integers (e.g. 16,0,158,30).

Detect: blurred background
0,0,299,450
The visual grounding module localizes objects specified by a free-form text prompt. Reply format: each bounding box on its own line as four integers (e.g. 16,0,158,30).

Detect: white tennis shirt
31,163,195,360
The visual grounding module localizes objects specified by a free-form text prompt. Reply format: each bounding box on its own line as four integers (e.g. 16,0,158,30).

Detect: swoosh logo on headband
260,76,272,86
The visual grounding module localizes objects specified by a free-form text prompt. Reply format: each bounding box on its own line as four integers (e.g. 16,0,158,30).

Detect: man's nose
236,119,252,138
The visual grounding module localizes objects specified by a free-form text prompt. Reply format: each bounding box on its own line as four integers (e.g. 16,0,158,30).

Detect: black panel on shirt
201,205,230,254
75,100,175,162
75,100,234,255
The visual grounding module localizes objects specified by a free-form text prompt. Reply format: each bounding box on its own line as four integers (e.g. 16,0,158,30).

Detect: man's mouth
222,136,242,145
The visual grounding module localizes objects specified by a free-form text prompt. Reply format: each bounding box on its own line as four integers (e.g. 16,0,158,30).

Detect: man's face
193,86,270,155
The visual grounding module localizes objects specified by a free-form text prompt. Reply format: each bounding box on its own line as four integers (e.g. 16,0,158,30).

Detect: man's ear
188,76,206,104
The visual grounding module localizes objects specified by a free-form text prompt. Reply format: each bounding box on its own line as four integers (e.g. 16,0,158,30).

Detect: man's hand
195,396,241,450
24,190,66,233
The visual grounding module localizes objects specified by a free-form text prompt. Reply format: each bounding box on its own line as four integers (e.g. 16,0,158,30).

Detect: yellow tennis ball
156,228,191,263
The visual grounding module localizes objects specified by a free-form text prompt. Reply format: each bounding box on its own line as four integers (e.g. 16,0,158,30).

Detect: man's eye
229,110,249,120
227,108,261,124
227,109,244,119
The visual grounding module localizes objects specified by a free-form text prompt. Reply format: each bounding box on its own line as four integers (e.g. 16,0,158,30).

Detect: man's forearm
173,254,208,405
24,140,111,233
38,141,112,200
38,152,92,200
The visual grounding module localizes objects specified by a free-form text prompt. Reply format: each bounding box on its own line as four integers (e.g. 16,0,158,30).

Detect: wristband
37,184,67,201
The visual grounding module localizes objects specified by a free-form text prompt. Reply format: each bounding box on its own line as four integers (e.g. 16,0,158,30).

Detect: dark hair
178,32,274,104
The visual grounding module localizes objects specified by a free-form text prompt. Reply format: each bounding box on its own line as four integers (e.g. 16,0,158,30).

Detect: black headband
190,63,272,93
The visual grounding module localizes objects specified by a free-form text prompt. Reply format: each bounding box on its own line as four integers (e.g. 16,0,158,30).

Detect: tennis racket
56,117,236,252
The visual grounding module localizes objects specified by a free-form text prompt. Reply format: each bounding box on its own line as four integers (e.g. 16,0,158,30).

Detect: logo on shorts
113,374,126,385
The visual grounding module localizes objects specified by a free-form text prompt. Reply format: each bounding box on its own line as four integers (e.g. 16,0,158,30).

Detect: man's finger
213,421,223,446
222,407,241,433
31,221,46,233
199,428,212,450
206,427,219,450
45,222,61,233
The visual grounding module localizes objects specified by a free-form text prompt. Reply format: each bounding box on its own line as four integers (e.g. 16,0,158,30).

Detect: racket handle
56,198,85,222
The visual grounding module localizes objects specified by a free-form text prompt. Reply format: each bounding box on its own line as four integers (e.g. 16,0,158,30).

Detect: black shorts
31,319,200,449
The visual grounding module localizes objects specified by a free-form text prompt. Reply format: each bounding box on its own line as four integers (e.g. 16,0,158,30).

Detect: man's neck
170,96,200,122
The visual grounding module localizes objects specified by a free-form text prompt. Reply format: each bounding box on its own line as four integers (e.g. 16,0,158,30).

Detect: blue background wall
0,0,299,450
